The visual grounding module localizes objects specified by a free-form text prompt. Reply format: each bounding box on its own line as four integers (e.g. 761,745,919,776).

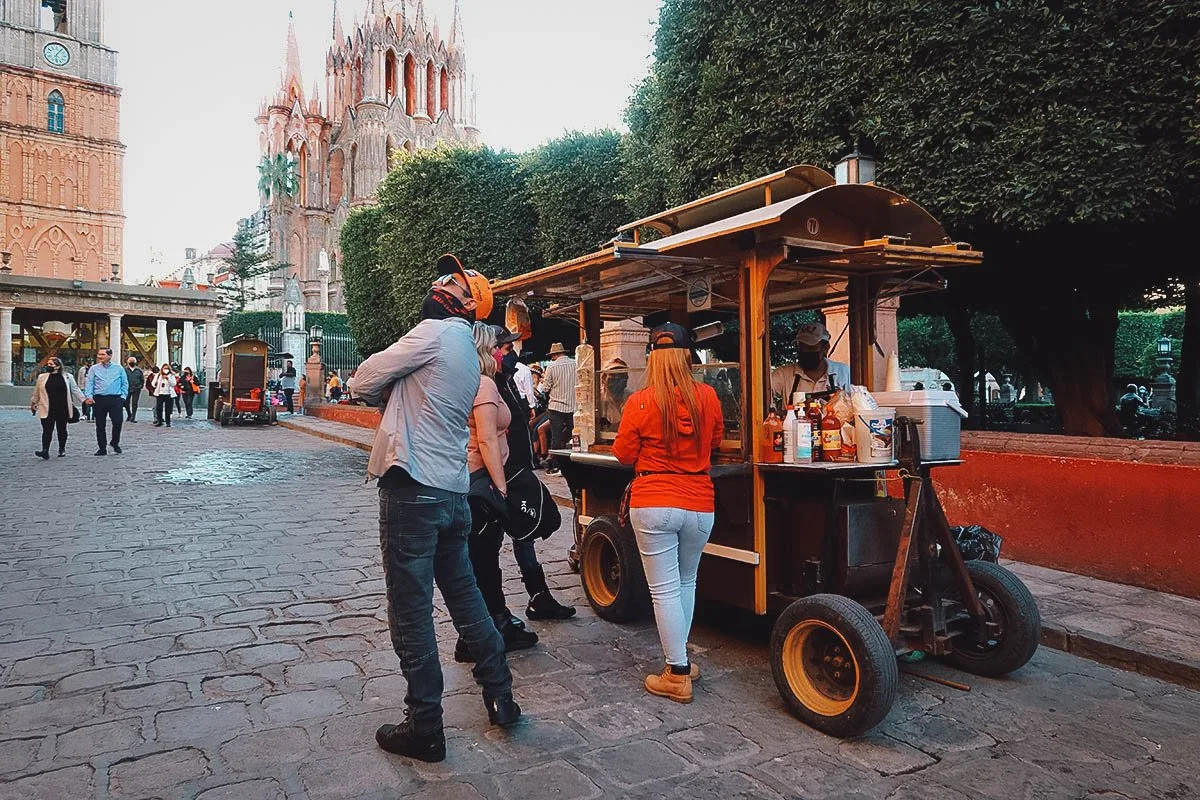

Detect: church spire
415,0,427,36
281,10,304,104
450,0,465,50
332,0,344,44
368,0,386,25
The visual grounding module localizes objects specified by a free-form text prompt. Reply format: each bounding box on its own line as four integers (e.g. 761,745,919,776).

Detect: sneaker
375,720,446,763
153,421,162,427
545,467,561,477
526,591,576,620
57,450,65,457
497,616,539,652
645,666,692,704
93,449,106,456
110,444,122,454
484,694,521,727
34,450,49,460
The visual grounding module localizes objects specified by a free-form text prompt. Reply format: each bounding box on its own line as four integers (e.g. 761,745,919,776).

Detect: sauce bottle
806,397,824,461
782,406,797,464
762,409,784,463
821,402,843,461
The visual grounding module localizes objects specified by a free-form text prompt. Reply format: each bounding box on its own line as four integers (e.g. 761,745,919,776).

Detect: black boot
375,719,446,762
484,694,522,727
523,565,576,620
34,450,49,460
496,613,538,652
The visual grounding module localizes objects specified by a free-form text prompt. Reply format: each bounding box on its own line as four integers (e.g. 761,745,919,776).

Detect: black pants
548,410,574,451
156,395,174,425
174,394,182,413
125,390,140,421
182,393,195,417
283,388,295,413
93,395,123,450
40,414,68,453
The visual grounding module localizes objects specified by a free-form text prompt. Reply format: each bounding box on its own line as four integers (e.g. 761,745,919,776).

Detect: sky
107,0,662,283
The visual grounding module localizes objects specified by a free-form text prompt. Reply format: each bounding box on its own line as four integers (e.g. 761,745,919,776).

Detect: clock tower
0,0,125,282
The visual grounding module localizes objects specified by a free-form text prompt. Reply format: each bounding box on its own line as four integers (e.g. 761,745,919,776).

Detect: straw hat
547,342,569,357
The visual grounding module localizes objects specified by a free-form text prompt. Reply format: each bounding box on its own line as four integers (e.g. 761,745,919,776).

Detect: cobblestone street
0,410,1197,800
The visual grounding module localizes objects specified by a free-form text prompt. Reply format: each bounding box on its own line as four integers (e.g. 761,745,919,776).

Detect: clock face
43,42,70,68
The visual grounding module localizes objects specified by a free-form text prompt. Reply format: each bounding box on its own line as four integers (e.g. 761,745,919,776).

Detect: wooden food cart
491,166,1040,737
211,335,277,427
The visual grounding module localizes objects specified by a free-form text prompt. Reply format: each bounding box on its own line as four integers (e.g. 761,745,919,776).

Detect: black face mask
420,287,473,322
797,352,823,371
500,351,519,376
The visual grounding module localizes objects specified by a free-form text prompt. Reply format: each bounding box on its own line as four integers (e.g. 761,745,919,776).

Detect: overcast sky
107,0,661,282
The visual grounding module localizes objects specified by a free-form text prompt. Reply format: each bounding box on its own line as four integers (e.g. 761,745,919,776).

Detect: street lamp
834,145,876,185
111,263,120,283
1157,336,1172,356
1,251,12,273
310,324,323,342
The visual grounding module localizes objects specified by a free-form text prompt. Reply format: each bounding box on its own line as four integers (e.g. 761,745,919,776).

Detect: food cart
491,165,1040,737
211,335,277,426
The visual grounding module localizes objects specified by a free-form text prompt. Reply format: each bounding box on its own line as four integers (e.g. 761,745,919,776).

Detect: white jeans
630,506,715,667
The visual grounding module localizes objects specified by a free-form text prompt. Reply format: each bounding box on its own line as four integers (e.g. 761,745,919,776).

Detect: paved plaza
0,410,1197,800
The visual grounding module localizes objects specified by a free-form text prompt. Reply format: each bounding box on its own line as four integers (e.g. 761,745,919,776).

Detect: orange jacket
612,382,724,512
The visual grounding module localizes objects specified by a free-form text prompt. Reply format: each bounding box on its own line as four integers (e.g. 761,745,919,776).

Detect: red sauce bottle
762,409,784,463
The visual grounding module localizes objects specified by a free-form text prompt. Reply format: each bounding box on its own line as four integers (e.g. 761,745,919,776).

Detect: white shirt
771,359,852,402
513,362,537,409
152,372,179,396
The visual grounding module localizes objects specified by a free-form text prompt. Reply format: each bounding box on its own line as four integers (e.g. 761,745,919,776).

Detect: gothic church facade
257,0,480,313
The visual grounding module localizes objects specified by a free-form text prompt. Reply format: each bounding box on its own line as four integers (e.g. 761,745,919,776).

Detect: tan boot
645,666,692,704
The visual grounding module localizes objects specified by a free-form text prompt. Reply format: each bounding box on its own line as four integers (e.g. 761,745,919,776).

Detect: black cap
649,322,693,350
491,325,521,346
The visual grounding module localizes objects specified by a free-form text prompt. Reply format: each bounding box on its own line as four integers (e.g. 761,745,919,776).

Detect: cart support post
883,477,921,641
748,249,774,614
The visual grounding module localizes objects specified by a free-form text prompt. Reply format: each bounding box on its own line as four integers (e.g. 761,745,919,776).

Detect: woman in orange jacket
613,323,724,704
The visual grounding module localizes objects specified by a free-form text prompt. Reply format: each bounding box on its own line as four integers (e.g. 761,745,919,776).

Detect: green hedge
220,311,352,342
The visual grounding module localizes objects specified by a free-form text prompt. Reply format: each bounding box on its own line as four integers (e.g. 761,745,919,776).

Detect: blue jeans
379,483,512,733
630,507,715,667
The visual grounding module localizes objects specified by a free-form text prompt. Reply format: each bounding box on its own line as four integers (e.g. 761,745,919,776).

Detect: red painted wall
935,434,1200,599
312,404,379,429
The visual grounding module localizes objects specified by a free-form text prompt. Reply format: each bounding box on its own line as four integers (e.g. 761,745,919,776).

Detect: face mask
421,286,473,322
797,352,823,370
500,351,519,375
493,351,505,371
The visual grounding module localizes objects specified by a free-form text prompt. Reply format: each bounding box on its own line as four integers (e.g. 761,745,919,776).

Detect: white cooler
871,390,968,462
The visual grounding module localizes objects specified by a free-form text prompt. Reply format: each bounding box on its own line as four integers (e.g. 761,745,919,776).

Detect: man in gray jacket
352,254,519,763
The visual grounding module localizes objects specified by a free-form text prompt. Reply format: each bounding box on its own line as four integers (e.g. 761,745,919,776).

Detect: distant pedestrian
281,360,298,414
353,253,518,763
82,347,128,455
31,357,85,459
171,363,184,414
541,343,576,476
179,367,200,418
124,357,144,422
150,363,179,427
76,359,93,420
326,371,342,402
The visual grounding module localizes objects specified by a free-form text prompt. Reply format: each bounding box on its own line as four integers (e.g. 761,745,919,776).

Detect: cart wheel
219,406,232,427
212,398,224,423
945,561,1040,677
579,516,650,623
771,594,898,738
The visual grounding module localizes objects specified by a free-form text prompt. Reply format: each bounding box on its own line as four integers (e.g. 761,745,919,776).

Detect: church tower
254,1,480,313
0,0,125,281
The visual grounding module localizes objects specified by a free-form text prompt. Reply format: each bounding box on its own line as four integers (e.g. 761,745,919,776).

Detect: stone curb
1039,621,1200,691
279,416,1199,692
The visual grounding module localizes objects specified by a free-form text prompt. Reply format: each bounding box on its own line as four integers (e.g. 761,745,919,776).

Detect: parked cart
211,335,278,426
491,165,1041,737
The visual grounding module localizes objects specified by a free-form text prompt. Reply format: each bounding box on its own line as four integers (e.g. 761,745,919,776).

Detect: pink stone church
256,0,480,312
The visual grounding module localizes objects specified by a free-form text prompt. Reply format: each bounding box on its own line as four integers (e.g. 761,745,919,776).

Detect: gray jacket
353,317,481,493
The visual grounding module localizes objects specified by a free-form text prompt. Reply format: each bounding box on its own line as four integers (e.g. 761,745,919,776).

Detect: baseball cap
435,253,493,321
796,322,831,348
649,322,693,350
491,325,521,346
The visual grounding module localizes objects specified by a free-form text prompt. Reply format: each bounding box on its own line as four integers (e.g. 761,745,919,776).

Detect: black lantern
0,251,11,273
834,146,876,185
310,324,324,341
1157,336,1172,356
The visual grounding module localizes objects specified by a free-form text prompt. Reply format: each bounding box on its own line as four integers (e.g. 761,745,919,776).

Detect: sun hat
547,342,569,357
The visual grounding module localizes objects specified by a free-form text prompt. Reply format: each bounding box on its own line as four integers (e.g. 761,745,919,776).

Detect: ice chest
871,391,968,461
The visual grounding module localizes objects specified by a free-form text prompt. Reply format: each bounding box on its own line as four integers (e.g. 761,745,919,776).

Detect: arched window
297,143,308,206
440,68,450,121
403,54,416,116
426,61,436,117
385,50,398,104
47,91,65,134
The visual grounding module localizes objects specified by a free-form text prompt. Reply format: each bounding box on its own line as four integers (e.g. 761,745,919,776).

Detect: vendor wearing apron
770,321,852,404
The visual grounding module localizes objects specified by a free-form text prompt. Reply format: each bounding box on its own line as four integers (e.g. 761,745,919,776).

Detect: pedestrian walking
179,367,200,418
30,357,85,459
123,357,144,422
150,363,179,427
352,253,519,763
82,347,129,455
171,363,184,414
541,342,576,476
613,323,724,704
76,359,93,420
326,371,342,402
281,360,298,414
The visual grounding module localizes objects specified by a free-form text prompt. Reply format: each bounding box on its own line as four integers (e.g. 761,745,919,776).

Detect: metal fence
256,324,362,376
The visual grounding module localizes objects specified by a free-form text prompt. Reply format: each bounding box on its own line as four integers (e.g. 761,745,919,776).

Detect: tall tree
216,224,279,312
624,0,1200,436
257,153,299,210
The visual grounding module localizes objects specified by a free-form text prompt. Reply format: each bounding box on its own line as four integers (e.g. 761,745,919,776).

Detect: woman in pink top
463,323,538,657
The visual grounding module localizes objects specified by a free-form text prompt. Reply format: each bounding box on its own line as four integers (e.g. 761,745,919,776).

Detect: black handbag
469,466,561,542
68,406,81,424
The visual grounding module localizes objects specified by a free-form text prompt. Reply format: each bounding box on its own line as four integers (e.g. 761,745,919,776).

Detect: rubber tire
220,406,232,427
945,561,1040,677
212,399,224,424
579,516,650,623
771,594,899,738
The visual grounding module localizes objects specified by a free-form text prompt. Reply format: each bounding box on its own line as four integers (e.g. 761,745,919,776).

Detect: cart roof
492,181,981,316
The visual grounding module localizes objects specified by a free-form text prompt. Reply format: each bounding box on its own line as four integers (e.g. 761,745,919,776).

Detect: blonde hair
644,347,701,454
473,322,498,378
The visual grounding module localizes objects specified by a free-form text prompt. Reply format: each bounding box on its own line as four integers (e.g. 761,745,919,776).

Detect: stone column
182,321,196,371
108,313,123,365
156,319,169,366
304,337,325,413
0,306,14,386
203,320,219,382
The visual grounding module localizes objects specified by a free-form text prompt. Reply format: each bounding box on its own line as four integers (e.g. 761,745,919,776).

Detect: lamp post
111,263,120,284
1151,336,1176,413
834,145,877,185
304,324,325,412
0,251,11,274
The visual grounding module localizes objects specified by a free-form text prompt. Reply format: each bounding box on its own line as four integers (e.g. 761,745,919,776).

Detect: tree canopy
216,224,277,312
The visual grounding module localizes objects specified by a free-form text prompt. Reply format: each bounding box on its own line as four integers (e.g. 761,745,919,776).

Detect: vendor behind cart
770,322,851,405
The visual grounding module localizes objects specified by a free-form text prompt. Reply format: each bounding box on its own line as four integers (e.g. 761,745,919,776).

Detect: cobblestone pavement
1,410,1197,800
